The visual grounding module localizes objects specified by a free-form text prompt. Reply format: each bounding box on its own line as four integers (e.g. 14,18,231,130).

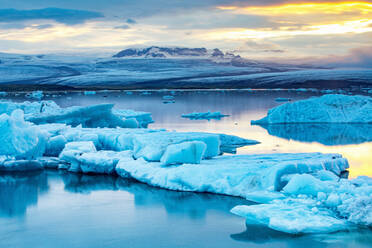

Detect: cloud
0,8,103,25
34,24,54,29
126,18,137,24
141,12,275,30
324,46,372,68
114,24,131,30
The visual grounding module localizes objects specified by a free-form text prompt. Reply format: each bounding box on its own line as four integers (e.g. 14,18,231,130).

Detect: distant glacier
0,46,371,90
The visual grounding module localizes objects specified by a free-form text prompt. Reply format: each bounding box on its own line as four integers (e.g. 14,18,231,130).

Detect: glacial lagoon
0,90,371,247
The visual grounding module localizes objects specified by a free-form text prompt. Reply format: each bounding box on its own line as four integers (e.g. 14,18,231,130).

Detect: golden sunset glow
217,2,372,16
203,19,372,40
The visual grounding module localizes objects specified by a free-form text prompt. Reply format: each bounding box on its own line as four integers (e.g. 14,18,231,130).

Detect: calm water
1,90,372,247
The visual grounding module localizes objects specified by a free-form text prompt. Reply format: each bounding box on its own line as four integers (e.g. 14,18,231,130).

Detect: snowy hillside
0,47,371,90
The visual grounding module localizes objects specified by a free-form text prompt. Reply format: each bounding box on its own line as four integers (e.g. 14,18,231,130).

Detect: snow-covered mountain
0,47,371,90
113,46,233,59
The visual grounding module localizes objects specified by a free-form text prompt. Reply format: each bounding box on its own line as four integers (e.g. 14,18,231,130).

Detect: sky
0,0,371,66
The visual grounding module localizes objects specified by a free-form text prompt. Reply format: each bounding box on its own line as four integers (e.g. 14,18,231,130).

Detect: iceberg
275,97,291,102
182,111,229,120
79,150,133,174
160,141,207,166
0,100,59,116
0,157,43,171
25,91,44,100
218,133,260,154
253,94,372,124
58,141,135,174
231,172,372,234
83,91,96,95
0,110,47,160
113,109,153,128
27,103,131,128
162,95,175,100
59,141,97,172
132,132,220,161
0,100,154,128
116,153,348,197
231,200,348,234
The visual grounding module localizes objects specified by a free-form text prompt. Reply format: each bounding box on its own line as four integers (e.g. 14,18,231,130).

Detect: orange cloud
217,2,372,15
217,2,372,24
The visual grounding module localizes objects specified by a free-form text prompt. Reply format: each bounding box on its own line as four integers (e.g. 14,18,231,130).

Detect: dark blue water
1,170,372,248
1,90,372,247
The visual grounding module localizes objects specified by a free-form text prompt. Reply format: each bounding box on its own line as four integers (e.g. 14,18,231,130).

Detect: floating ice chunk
79,150,133,174
59,141,97,172
244,191,285,204
160,141,207,166
118,153,348,198
84,91,96,95
25,91,44,100
218,133,260,154
321,89,335,94
0,110,47,159
315,170,339,181
0,158,43,171
253,94,372,124
132,132,220,161
121,118,139,128
232,172,372,234
182,111,229,120
231,200,348,234
0,100,154,128
282,174,329,197
27,103,130,128
116,155,138,178
45,135,67,156
113,109,153,128
0,100,59,116
338,196,372,226
275,97,291,102
38,157,66,169
162,95,174,100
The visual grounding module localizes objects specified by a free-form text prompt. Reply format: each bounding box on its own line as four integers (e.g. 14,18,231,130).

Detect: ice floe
231,199,348,234
231,172,372,234
116,153,348,196
182,111,229,120
275,97,291,102
160,141,206,166
83,91,96,95
0,110,47,160
253,94,372,124
0,100,154,128
25,91,44,100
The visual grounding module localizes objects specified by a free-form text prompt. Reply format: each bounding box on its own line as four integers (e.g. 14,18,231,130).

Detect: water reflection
231,224,372,248
59,171,250,219
256,124,372,146
0,171,48,218
231,224,326,247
